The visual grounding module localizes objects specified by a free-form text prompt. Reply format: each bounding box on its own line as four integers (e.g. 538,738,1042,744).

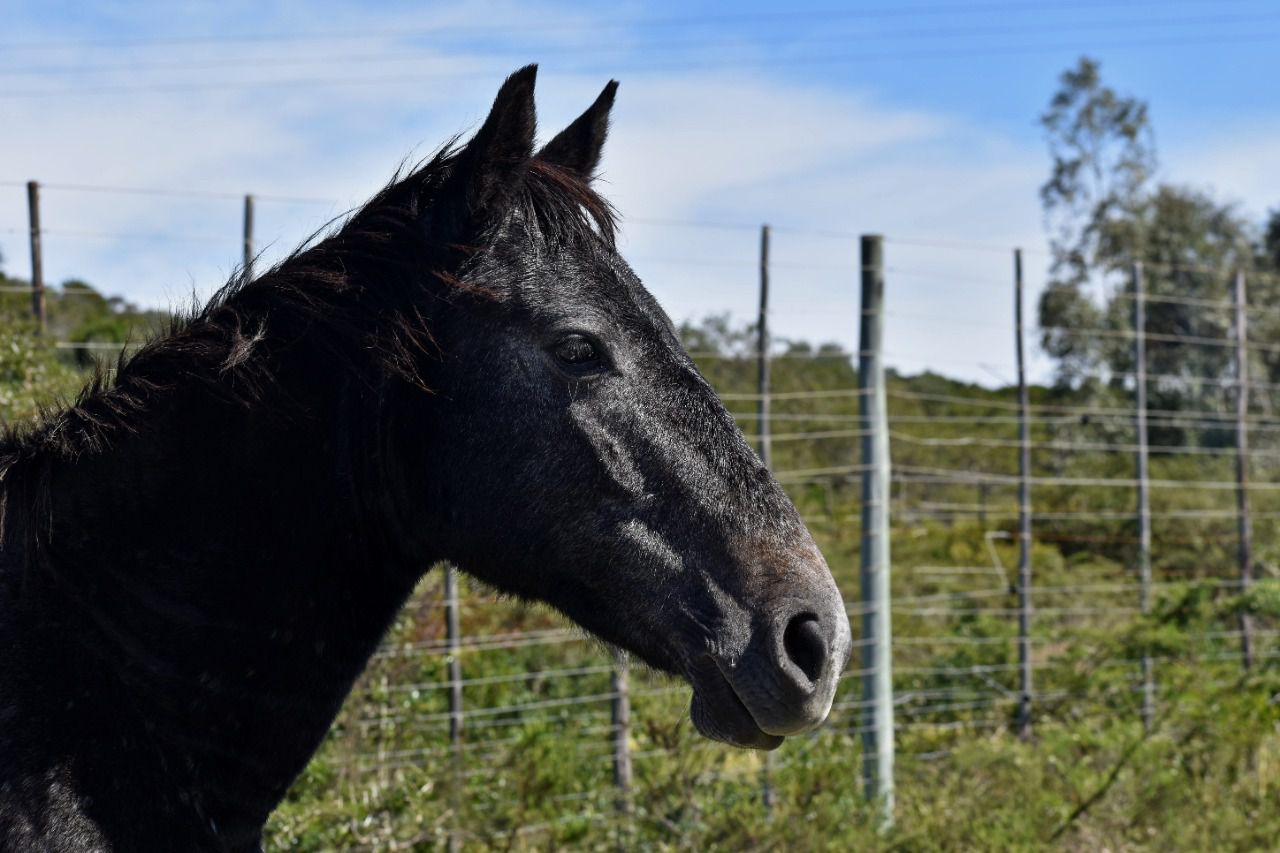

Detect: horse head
401,67,852,749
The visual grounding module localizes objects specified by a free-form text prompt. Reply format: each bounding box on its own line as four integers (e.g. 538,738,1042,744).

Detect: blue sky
3,0,1279,383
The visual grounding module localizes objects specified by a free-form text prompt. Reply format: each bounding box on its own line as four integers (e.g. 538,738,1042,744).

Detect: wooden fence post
758,223,772,470
757,223,776,819
1014,248,1033,740
443,566,463,852
242,194,255,279
610,653,633,819
1233,269,1255,670
26,181,45,333
1133,262,1154,732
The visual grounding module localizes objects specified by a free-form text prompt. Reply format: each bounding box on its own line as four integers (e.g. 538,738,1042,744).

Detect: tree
1038,56,1156,388
1041,57,1157,283
678,313,757,358
1260,209,1280,271
1036,58,1263,441
1105,186,1255,441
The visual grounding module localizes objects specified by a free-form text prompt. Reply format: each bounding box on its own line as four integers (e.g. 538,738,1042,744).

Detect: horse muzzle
687,586,852,750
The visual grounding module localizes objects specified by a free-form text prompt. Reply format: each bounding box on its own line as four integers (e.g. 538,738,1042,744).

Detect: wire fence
3,178,1279,845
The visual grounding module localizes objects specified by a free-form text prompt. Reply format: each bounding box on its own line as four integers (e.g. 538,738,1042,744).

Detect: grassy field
1,293,1276,850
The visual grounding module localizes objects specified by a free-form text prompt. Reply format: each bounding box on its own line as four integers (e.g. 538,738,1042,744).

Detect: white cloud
0,6,1060,385
594,71,1050,383
1165,122,1280,222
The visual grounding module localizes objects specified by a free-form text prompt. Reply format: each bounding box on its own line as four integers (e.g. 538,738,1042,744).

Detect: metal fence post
1233,269,1255,670
1014,248,1033,740
26,181,45,333
1133,262,1154,732
858,234,894,828
242,194,256,280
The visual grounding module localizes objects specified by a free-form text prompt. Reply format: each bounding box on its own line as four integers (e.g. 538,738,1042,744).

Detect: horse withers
0,66,851,851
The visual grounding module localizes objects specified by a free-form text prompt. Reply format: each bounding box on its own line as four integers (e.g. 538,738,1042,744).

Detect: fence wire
4,182,1278,845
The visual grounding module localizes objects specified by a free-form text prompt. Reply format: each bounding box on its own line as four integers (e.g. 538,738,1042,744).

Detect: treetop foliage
1037,57,1279,443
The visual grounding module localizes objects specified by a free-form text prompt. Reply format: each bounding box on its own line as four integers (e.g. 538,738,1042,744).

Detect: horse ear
449,65,539,219
535,80,618,180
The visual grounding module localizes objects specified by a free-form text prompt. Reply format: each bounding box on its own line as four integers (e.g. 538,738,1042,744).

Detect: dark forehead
485,214,683,345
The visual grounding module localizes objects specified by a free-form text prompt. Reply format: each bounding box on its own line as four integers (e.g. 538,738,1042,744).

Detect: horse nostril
782,613,828,685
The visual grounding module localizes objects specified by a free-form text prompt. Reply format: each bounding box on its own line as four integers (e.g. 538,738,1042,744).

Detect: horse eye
554,335,600,367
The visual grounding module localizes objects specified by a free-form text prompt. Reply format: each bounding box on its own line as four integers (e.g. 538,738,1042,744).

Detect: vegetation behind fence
2,227,1279,848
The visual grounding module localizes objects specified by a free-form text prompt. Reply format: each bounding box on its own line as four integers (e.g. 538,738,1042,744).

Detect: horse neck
16,314,432,842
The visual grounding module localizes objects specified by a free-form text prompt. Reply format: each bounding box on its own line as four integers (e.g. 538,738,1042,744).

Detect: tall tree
1036,58,1263,441
1038,56,1156,388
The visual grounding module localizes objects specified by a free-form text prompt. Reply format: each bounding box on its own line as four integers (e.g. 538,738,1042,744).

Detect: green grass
2,301,1275,851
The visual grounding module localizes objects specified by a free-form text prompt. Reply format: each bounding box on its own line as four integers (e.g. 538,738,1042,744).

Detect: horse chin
688,670,785,751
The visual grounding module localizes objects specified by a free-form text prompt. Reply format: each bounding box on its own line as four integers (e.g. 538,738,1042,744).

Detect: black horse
0,67,851,851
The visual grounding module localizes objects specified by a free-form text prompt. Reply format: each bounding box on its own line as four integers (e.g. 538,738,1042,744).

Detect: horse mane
0,141,618,610
0,145,617,471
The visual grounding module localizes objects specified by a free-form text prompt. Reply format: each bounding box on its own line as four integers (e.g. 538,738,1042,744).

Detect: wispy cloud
4,1,1203,385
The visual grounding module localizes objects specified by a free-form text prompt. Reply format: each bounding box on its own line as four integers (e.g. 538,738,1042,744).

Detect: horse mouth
687,659,785,751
